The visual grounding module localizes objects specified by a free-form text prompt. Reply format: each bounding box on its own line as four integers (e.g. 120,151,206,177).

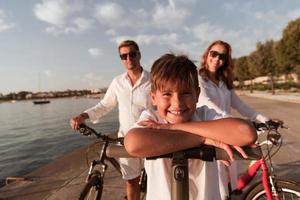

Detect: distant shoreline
0,89,106,103
0,94,104,104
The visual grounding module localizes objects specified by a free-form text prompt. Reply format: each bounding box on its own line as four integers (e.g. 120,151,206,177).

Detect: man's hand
70,113,88,130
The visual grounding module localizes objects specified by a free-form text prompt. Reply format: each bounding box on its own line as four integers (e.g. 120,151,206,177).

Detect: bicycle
231,121,300,200
76,124,147,200
138,121,300,200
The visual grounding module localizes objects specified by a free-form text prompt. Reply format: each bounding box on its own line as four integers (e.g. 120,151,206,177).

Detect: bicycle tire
244,179,300,200
79,171,103,200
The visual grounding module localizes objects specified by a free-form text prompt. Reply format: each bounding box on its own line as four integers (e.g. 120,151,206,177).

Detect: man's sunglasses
209,50,227,61
120,51,138,60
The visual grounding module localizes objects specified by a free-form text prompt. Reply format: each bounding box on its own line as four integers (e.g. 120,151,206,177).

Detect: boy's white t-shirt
133,106,228,200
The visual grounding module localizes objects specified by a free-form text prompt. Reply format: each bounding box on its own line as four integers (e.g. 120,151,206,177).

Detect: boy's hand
204,138,234,164
138,120,171,130
203,138,248,166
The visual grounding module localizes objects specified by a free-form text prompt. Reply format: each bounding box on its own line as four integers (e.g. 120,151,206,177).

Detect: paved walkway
0,142,126,200
237,90,300,104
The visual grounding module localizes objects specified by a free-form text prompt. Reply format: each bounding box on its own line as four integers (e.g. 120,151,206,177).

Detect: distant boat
33,100,50,104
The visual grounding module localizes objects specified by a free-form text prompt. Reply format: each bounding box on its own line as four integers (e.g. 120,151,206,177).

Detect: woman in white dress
197,40,269,122
197,40,280,194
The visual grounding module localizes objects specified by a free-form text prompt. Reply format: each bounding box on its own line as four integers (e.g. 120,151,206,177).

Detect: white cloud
190,22,263,57
34,0,71,27
94,2,148,29
70,17,93,32
0,9,15,32
151,0,190,30
88,48,102,57
33,0,90,35
94,2,124,25
113,33,179,46
191,22,235,42
287,9,300,21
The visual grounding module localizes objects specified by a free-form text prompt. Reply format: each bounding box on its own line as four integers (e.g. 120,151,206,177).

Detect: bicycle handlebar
79,122,286,161
78,124,124,144
106,144,262,161
252,120,285,131
252,120,286,146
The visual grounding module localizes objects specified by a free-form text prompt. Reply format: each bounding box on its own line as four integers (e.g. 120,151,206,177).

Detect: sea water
0,97,118,182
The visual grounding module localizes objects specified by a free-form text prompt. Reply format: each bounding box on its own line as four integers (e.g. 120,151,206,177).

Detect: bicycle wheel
79,170,103,200
245,179,300,200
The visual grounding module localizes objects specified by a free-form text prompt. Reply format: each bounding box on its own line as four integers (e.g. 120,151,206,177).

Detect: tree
275,17,300,79
234,56,255,92
248,40,279,94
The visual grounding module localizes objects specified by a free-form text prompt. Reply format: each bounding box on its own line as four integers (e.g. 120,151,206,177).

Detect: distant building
91,88,107,94
26,93,33,99
91,88,101,94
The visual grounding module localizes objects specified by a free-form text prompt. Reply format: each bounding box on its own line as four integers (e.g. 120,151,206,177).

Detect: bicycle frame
86,139,121,182
235,158,281,200
78,124,147,200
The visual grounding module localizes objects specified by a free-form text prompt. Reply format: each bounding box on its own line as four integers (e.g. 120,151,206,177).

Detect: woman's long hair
198,40,234,89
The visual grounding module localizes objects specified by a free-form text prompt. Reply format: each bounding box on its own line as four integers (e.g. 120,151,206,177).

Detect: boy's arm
124,128,205,157
124,118,257,157
169,118,257,146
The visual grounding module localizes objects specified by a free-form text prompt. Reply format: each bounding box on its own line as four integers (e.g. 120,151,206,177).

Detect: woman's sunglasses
120,51,138,60
209,50,227,61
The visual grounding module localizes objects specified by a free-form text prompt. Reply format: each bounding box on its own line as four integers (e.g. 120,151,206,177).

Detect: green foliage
235,16,300,91
234,56,252,82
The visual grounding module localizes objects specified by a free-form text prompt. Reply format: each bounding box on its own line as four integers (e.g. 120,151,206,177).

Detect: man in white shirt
70,40,152,200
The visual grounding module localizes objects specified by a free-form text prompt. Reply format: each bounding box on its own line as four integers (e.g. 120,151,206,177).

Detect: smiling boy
124,53,257,200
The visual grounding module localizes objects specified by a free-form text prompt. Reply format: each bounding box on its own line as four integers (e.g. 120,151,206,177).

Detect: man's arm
124,118,257,157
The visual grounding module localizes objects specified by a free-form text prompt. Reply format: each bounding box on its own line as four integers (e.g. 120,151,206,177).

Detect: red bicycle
231,121,300,200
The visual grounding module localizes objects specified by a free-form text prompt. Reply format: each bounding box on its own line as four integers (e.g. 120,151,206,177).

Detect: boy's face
151,83,199,124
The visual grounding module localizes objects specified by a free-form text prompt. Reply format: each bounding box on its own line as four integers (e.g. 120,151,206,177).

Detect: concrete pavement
0,142,126,200
238,90,300,104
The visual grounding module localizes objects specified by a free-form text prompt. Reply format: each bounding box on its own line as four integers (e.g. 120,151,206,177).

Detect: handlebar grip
106,144,134,158
146,146,215,161
215,146,262,160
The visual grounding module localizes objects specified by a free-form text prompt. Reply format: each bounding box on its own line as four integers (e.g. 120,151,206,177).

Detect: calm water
0,97,118,182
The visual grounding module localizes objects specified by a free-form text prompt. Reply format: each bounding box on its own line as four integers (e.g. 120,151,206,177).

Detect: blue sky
0,0,299,94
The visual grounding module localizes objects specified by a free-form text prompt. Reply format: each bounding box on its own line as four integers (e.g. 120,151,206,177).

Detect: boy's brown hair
118,40,140,52
151,53,199,92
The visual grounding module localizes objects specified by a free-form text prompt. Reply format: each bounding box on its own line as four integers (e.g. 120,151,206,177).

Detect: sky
0,0,300,94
